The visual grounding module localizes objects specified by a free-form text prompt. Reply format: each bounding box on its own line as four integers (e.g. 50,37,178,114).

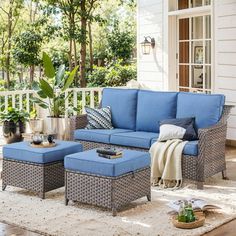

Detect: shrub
87,61,137,87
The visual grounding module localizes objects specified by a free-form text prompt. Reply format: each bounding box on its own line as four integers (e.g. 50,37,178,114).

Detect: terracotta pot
3,121,26,144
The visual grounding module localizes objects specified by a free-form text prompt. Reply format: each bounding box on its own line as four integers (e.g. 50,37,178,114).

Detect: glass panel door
177,13,212,93
178,0,211,10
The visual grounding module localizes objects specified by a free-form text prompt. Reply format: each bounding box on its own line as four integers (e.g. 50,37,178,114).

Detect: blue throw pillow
158,117,197,141
85,106,113,129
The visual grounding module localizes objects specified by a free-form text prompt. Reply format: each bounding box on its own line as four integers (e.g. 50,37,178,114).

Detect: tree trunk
88,21,93,71
29,65,35,84
1,38,5,82
5,0,14,89
71,12,78,86
68,39,73,71
73,39,78,86
80,0,87,88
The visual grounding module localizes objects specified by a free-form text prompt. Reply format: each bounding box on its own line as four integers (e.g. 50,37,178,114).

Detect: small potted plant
0,107,30,144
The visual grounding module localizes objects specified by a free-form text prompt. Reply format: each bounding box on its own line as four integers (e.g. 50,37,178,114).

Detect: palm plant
32,52,78,117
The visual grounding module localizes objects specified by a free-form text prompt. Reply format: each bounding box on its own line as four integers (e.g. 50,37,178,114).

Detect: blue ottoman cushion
101,88,138,130
3,140,83,164
74,128,133,143
64,149,150,177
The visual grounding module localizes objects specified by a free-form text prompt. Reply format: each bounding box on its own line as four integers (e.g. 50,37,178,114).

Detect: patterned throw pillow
158,117,197,141
85,106,113,129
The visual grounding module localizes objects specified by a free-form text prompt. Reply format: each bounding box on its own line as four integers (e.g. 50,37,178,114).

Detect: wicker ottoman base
2,159,64,199
65,167,151,216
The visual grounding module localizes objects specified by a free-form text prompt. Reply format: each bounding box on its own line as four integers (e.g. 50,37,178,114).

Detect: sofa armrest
69,114,88,140
72,114,88,129
197,122,227,181
219,105,234,124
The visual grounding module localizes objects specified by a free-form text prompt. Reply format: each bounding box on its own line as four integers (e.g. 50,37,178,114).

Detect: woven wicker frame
70,105,233,190
2,159,64,199
65,167,151,216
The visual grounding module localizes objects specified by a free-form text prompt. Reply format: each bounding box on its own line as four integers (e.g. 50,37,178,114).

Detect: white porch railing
0,90,35,113
64,87,103,117
0,87,104,117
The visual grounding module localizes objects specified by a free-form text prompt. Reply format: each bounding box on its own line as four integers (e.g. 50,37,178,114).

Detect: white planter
43,117,71,140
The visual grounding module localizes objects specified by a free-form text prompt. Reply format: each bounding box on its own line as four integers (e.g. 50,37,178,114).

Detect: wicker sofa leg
112,207,117,217
147,194,151,201
2,184,7,191
222,170,229,180
38,192,45,199
65,198,69,206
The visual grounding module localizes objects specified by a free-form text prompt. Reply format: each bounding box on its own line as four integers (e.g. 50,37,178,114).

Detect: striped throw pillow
85,106,113,129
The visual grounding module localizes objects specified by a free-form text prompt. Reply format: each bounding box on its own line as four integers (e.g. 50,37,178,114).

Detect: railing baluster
19,94,23,110
12,94,16,108
90,90,95,108
98,90,102,103
4,95,8,111
73,90,77,115
82,91,86,114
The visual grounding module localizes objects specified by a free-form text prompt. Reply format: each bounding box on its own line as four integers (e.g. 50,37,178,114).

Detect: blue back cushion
101,88,138,130
176,92,225,130
136,90,178,132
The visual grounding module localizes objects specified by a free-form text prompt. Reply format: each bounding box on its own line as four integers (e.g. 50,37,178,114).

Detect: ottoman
64,149,151,216
2,140,83,199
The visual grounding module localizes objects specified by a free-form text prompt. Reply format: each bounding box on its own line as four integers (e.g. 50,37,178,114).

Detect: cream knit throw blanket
149,139,188,189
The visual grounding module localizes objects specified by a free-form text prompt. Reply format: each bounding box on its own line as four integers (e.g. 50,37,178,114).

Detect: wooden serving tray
30,142,56,148
172,212,205,229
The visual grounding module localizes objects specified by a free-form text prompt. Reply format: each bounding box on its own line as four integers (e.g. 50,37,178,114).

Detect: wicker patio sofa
71,88,232,189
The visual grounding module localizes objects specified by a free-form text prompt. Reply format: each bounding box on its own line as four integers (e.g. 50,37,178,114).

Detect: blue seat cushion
110,131,158,149
101,88,138,130
151,139,198,156
136,90,178,132
176,92,225,130
64,149,150,177
74,128,132,144
3,140,83,164
183,140,198,156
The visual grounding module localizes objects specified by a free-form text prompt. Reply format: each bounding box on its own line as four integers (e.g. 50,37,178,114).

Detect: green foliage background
0,0,137,90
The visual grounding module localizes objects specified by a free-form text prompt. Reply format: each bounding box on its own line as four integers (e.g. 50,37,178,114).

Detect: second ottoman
64,149,151,216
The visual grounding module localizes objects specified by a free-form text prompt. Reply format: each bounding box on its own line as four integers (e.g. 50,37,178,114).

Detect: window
177,5,212,93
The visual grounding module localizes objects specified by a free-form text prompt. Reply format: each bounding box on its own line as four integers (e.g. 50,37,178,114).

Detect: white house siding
137,0,236,140
214,0,236,140
137,0,168,90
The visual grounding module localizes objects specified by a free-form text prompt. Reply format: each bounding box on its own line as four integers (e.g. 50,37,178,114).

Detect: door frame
167,2,214,92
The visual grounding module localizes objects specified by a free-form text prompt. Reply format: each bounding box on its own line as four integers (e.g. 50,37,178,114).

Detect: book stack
96,147,123,159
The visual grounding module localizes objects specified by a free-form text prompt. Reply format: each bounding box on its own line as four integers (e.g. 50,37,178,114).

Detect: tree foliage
13,30,43,67
0,0,137,90
107,20,134,62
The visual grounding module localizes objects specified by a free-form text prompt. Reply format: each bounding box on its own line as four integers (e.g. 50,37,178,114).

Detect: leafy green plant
0,107,29,123
32,52,78,117
30,108,37,119
87,60,137,87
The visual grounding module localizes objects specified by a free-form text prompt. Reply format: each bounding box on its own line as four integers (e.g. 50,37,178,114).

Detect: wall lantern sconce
140,36,155,55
